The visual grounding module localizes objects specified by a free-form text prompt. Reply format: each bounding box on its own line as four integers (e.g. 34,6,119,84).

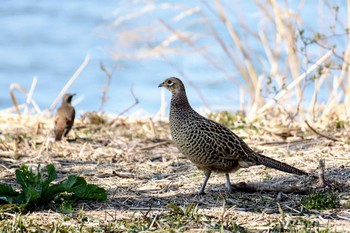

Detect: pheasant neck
171,91,191,109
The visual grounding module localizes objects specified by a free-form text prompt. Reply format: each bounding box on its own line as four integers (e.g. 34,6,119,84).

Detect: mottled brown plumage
55,93,76,141
159,77,309,194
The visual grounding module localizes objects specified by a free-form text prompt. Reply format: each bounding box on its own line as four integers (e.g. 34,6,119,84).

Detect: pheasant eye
167,80,174,86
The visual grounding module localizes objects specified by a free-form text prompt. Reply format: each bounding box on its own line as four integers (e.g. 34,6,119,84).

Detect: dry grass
0,112,349,232
109,1,350,122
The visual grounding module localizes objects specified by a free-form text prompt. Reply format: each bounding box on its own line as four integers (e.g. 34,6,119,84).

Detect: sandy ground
0,113,349,232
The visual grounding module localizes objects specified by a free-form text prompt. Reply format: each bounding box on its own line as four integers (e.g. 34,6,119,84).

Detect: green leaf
15,165,42,189
71,176,87,188
61,176,80,189
3,165,107,212
22,187,41,205
0,183,18,204
41,164,58,200
44,164,57,185
43,176,85,201
71,184,107,201
0,183,18,196
15,166,30,187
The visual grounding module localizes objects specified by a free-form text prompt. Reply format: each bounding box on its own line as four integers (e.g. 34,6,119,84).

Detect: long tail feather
253,153,308,176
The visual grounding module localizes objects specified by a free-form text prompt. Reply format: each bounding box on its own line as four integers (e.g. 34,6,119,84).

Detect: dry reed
108,0,350,124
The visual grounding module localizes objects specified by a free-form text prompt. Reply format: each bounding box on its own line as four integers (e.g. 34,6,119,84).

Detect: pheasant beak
158,82,164,88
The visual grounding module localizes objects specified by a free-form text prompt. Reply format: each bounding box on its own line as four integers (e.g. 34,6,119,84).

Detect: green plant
166,203,200,221
0,164,107,213
301,192,339,210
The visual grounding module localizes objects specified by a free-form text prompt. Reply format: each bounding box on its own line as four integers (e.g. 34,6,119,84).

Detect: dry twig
304,120,338,142
9,82,41,117
140,141,170,150
99,62,117,111
232,182,310,194
110,88,139,128
317,159,326,188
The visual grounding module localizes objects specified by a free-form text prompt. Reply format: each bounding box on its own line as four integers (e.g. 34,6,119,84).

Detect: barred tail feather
254,153,308,176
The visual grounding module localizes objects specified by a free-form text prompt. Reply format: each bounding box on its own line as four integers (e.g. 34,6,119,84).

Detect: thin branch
304,120,338,141
232,181,311,194
140,141,170,150
158,19,237,88
257,49,334,114
99,62,117,111
110,88,139,127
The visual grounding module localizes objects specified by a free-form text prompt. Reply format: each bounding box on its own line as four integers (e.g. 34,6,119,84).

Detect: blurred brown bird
55,93,76,141
159,77,309,194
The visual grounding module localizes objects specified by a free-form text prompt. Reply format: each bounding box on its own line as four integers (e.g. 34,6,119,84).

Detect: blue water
0,1,347,116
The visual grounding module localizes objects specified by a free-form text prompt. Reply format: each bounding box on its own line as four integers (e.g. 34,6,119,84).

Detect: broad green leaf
23,187,41,204
0,183,18,196
33,165,42,185
4,165,107,212
44,164,57,185
0,183,18,204
15,166,41,188
71,176,87,188
60,176,79,189
15,166,30,187
44,175,81,198
42,164,58,198
71,184,107,201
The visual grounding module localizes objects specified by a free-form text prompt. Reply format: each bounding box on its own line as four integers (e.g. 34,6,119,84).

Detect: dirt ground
0,112,349,232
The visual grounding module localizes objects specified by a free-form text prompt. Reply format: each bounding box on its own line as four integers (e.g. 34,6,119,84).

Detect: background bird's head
158,77,185,95
62,93,76,104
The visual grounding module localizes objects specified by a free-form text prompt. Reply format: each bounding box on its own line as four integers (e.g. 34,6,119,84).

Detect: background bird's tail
253,153,308,176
